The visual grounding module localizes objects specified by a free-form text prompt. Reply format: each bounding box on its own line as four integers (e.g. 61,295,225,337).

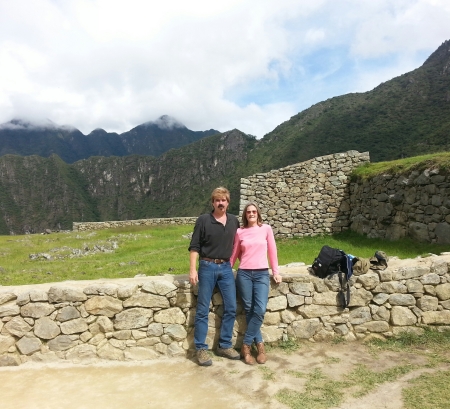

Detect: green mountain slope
245,39,450,173
0,130,254,234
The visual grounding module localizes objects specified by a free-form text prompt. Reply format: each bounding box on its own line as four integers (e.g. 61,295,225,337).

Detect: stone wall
349,169,450,244
239,150,370,238
239,150,450,244
73,217,198,231
1,254,449,366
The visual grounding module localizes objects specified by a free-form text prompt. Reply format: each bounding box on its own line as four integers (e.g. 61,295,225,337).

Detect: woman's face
246,205,258,224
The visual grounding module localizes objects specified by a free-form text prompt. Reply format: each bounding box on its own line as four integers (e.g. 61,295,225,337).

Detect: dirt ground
1,340,446,409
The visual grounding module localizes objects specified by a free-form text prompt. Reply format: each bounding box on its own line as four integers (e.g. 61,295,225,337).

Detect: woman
230,202,282,365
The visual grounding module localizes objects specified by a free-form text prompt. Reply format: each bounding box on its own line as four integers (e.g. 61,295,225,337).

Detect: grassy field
0,224,448,286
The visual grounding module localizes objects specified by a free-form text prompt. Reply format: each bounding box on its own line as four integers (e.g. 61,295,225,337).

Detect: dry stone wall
1,254,450,366
239,151,370,238
349,169,450,244
73,217,198,231
239,150,450,244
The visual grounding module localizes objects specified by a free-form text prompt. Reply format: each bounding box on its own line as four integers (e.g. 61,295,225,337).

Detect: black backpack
311,245,354,308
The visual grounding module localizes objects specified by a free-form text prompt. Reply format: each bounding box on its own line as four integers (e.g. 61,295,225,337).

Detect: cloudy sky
1,0,450,137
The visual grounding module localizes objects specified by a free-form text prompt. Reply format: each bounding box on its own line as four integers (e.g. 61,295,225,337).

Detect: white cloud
0,0,449,137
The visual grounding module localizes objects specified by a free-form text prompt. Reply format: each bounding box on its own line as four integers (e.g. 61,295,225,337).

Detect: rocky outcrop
1,253,449,366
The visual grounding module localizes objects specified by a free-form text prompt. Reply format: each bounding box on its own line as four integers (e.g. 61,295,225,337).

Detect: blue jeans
236,269,270,345
194,260,236,350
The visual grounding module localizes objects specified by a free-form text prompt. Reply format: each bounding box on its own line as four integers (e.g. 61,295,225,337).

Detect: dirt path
1,341,446,409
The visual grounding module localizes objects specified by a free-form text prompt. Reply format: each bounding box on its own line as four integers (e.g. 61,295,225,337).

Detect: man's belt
200,257,229,264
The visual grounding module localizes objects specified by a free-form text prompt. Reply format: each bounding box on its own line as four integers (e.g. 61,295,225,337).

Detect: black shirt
188,212,239,259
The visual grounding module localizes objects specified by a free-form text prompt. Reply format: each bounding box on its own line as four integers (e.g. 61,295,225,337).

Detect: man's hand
189,269,199,285
189,251,199,285
273,274,282,284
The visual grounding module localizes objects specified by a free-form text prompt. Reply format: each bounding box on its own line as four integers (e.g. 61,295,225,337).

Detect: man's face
212,196,229,212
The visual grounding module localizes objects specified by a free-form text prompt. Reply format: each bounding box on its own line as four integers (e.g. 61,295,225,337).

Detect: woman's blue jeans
194,260,236,350
236,268,270,345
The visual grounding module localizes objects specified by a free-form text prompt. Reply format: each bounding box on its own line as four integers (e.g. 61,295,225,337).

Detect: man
188,186,240,366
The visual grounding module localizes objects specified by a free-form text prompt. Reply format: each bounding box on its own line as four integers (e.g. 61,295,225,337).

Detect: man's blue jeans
194,260,236,350
236,268,270,345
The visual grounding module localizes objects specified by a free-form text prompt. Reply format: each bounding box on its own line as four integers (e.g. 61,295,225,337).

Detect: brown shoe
240,344,255,365
256,342,267,364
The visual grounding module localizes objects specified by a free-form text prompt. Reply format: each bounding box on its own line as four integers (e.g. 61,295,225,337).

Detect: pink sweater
230,224,279,275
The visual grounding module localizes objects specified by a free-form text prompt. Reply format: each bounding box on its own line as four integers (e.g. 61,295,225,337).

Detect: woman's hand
273,274,282,284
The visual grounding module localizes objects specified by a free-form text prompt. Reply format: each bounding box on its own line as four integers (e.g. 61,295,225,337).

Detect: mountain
0,130,254,234
0,116,219,163
239,39,450,175
0,40,449,234
118,115,219,157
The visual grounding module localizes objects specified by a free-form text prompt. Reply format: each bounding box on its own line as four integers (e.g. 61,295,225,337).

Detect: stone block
85,296,123,317
47,335,78,351
3,316,32,337
153,307,186,325
0,301,20,318
266,296,287,312
56,306,80,322
299,305,343,318
421,310,450,325
349,307,371,325
114,308,153,329
288,318,321,339
142,280,177,296
48,287,87,303
123,293,170,308
34,317,61,340
390,306,417,326
417,295,439,311
388,294,416,306
0,293,17,305
436,283,450,300
164,324,187,341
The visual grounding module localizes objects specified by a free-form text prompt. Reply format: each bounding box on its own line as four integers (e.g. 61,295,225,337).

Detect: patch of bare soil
1,341,447,409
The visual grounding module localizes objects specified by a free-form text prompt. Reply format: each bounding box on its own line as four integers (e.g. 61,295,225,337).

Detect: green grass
268,338,302,354
277,368,345,409
276,229,449,266
403,370,450,409
0,225,448,286
259,366,276,381
351,152,450,180
0,224,194,285
348,363,415,398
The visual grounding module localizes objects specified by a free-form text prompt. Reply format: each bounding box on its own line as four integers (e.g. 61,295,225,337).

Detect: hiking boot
240,344,255,365
256,342,267,364
216,347,240,360
196,349,212,366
